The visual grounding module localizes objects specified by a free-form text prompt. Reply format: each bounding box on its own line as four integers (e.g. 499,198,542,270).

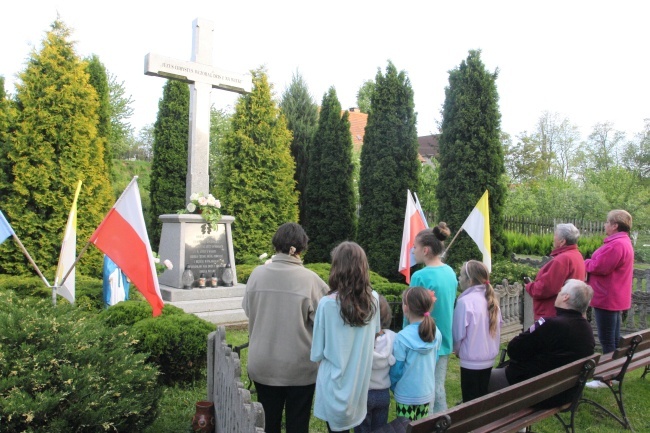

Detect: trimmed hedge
0,290,161,432
99,300,185,327
505,230,604,259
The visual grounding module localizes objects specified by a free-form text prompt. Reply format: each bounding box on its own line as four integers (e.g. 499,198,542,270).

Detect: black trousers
460,367,493,403
254,381,315,433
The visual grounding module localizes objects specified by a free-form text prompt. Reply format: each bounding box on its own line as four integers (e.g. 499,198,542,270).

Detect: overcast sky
2,1,649,142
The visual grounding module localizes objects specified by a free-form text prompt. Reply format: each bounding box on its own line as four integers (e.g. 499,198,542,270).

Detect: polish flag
90,177,163,316
399,190,427,284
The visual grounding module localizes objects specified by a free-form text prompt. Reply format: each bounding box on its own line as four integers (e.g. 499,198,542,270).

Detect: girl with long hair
452,260,502,402
311,242,379,433
407,222,458,412
390,286,442,421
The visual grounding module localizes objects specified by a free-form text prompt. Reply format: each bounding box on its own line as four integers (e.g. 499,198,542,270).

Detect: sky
2,1,649,142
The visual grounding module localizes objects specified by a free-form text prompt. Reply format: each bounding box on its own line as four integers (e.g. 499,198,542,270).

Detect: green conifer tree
217,69,298,262
0,76,14,197
437,50,508,268
85,55,112,175
358,61,419,279
279,72,318,224
148,80,190,250
0,20,113,277
303,87,356,263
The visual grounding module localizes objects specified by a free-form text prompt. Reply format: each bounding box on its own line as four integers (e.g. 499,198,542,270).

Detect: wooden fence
504,216,605,236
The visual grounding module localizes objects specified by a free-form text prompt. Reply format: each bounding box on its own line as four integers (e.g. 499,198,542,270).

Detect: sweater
407,264,458,355
525,244,586,319
585,232,635,311
242,253,329,386
390,322,442,405
370,329,397,390
452,284,502,370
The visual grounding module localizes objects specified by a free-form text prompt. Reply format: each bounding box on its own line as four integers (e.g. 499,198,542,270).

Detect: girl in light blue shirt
311,242,380,433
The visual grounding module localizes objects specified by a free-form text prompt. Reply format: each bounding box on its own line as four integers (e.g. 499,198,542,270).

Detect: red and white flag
399,190,427,284
90,177,163,316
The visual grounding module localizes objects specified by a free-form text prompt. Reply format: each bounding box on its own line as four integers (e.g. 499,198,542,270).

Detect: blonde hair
463,260,500,337
402,286,436,342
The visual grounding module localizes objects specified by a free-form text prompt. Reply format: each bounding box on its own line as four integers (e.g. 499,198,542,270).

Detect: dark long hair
414,222,451,258
329,242,376,327
403,286,436,342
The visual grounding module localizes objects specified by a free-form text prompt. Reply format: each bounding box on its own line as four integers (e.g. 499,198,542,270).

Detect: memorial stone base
157,214,247,325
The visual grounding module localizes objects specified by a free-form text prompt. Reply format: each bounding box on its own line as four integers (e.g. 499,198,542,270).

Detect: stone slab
196,308,248,325
166,297,244,314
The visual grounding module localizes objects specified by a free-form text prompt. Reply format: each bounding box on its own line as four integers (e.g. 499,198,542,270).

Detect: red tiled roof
345,109,368,153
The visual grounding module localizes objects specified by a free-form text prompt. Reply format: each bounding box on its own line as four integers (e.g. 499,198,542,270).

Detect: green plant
491,260,539,285
132,313,216,384
178,192,222,231
99,300,184,327
0,290,161,432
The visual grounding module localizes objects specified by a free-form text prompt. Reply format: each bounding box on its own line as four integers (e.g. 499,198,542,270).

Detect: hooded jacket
370,329,397,390
389,322,442,405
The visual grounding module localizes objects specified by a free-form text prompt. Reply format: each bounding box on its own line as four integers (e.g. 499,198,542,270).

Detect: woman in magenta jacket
585,210,635,354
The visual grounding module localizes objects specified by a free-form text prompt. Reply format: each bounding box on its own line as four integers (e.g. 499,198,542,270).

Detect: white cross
144,18,252,203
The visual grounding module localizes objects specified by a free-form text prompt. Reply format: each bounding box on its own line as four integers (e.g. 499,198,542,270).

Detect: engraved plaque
184,223,230,278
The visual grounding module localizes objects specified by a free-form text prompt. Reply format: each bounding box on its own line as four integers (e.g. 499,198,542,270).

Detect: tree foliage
107,72,134,161
436,50,508,268
208,107,232,192
359,61,419,279
303,87,356,262
0,19,113,277
216,68,298,262
279,71,318,224
85,55,112,173
148,80,189,250
356,79,375,114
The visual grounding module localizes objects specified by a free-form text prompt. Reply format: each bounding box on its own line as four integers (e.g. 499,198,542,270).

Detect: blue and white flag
0,210,15,244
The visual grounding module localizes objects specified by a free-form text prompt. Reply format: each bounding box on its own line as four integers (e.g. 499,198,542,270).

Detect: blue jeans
354,388,390,433
594,308,621,354
431,355,449,413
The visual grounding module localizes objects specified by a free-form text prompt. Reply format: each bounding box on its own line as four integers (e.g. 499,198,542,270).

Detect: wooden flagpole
441,227,464,261
11,233,50,288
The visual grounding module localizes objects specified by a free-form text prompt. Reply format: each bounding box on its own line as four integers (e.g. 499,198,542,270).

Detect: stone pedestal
157,214,238,289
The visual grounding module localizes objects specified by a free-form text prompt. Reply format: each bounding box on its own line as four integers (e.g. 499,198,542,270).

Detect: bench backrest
407,353,600,433
611,329,650,361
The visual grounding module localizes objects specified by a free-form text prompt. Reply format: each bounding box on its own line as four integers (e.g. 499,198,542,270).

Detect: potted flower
179,192,222,231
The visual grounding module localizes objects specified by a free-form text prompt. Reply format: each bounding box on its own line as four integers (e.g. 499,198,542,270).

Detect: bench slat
407,354,599,433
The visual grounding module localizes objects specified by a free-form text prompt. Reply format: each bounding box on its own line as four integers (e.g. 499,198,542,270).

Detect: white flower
190,193,199,201
153,257,160,264
215,200,221,209
187,202,197,213
198,197,208,206
265,258,273,265
259,253,268,260
207,195,217,207
163,259,173,270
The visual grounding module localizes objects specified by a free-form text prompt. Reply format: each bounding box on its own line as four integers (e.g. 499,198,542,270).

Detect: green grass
152,327,650,432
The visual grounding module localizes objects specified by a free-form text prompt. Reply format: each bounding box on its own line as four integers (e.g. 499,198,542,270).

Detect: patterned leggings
395,402,430,421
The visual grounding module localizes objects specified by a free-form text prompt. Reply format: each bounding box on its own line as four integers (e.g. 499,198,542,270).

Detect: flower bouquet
179,192,222,230
152,252,173,276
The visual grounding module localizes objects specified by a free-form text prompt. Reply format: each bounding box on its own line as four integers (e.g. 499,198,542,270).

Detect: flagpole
58,241,92,289
441,227,464,261
11,233,51,288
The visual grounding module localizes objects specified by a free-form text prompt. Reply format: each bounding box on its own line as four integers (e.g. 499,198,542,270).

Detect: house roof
345,108,368,152
417,134,440,159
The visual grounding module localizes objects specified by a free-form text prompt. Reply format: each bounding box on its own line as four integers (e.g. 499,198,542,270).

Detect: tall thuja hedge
437,50,508,268
304,87,356,262
358,61,419,279
148,80,189,249
85,55,112,174
216,69,298,262
0,76,13,198
0,20,113,277
279,72,318,225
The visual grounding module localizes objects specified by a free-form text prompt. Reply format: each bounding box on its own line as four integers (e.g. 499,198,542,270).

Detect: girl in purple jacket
452,260,502,402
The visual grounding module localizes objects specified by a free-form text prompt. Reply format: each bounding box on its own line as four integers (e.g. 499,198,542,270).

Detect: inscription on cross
144,18,252,203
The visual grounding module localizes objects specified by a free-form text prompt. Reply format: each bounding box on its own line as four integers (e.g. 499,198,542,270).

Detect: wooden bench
578,328,650,430
406,353,600,433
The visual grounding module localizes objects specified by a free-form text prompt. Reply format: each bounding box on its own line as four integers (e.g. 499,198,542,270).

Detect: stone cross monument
144,18,252,293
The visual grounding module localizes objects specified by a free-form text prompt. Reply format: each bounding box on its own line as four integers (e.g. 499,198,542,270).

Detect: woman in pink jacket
585,210,634,354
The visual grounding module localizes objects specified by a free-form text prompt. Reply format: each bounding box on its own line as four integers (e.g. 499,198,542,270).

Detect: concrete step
160,283,245,302
166,297,244,313
195,308,248,325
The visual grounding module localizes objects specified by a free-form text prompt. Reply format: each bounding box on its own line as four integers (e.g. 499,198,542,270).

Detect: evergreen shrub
0,290,161,433
132,313,216,384
490,260,539,285
99,300,184,327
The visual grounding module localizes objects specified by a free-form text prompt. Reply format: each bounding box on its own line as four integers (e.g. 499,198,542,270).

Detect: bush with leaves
99,300,185,327
490,260,539,285
0,290,161,433
132,313,216,384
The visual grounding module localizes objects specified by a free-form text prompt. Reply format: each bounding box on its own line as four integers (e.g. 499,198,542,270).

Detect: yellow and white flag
54,180,82,303
461,190,491,272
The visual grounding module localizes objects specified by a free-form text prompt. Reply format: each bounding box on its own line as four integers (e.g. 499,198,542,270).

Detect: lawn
150,327,650,432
